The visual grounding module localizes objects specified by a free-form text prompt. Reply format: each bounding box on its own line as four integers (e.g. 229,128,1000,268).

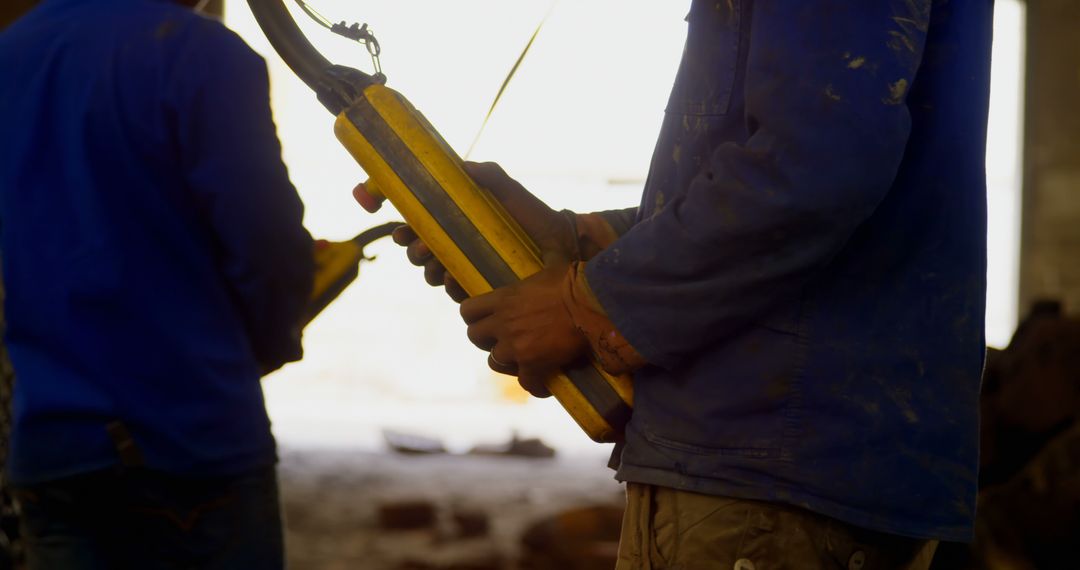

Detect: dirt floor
277,445,624,570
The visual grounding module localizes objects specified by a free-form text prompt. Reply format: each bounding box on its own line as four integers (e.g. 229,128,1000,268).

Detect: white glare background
222,0,1026,452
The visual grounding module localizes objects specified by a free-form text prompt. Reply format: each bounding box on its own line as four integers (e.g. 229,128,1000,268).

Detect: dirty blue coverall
587,0,993,550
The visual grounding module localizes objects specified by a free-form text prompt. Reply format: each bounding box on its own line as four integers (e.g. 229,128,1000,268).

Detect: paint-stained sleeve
574,209,637,260
594,208,638,238
171,21,314,372
585,1,931,369
564,262,648,375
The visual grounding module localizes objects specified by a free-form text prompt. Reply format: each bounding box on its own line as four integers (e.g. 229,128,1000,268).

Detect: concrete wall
1020,0,1080,314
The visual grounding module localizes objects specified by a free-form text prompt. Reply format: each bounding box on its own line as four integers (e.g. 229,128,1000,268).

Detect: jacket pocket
666,0,744,116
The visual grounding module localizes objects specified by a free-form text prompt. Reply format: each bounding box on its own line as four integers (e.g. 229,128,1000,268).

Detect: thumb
463,162,577,259
463,161,552,221
541,249,573,267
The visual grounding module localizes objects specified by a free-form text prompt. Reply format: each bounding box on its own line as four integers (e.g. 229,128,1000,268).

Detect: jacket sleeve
584,1,931,369
171,21,314,372
595,208,639,238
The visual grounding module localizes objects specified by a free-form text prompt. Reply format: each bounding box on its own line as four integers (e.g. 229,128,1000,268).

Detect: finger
463,162,557,249
392,225,418,246
460,290,503,324
487,353,518,376
488,344,519,376
445,274,469,303
462,161,507,187
423,259,446,287
406,239,433,267
465,317,499,351
517,367,553,398
352,181,384,213
463,162,527,204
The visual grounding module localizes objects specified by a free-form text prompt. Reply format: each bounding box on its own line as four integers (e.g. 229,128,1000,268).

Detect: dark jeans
13,466,283,570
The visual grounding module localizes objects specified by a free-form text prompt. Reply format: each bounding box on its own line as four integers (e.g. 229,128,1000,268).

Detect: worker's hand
464,162,580,264
352,162,579,304
459,260,588,398
393,224,470,302
352,181,468,303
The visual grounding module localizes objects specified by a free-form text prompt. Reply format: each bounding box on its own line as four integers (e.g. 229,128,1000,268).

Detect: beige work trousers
615,483,938,570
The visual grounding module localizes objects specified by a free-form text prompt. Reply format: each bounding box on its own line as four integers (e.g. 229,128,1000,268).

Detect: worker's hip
616,482,937,570
13,464,283,570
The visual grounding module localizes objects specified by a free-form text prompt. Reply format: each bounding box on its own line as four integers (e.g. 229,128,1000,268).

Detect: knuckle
411,250,432,267
511,341,533,363
391,226,414,244
466,327,483,346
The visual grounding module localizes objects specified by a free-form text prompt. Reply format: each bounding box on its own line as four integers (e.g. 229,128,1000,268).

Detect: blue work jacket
0,0,313,484
588,0,991,541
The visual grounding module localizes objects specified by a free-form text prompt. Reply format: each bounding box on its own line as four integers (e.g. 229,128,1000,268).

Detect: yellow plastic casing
304,240,364,326
334,84,633,442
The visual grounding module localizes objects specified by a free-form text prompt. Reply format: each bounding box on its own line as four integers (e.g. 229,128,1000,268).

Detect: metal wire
293,0,333,29
465,0,559,159
287,0,557,158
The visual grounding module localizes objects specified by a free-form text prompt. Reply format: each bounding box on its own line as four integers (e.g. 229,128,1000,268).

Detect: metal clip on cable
292,0,384,83
330,21,383,80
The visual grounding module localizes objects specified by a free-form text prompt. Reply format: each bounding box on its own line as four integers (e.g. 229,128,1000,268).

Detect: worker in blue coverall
366,0,993,567
0,0,313,567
